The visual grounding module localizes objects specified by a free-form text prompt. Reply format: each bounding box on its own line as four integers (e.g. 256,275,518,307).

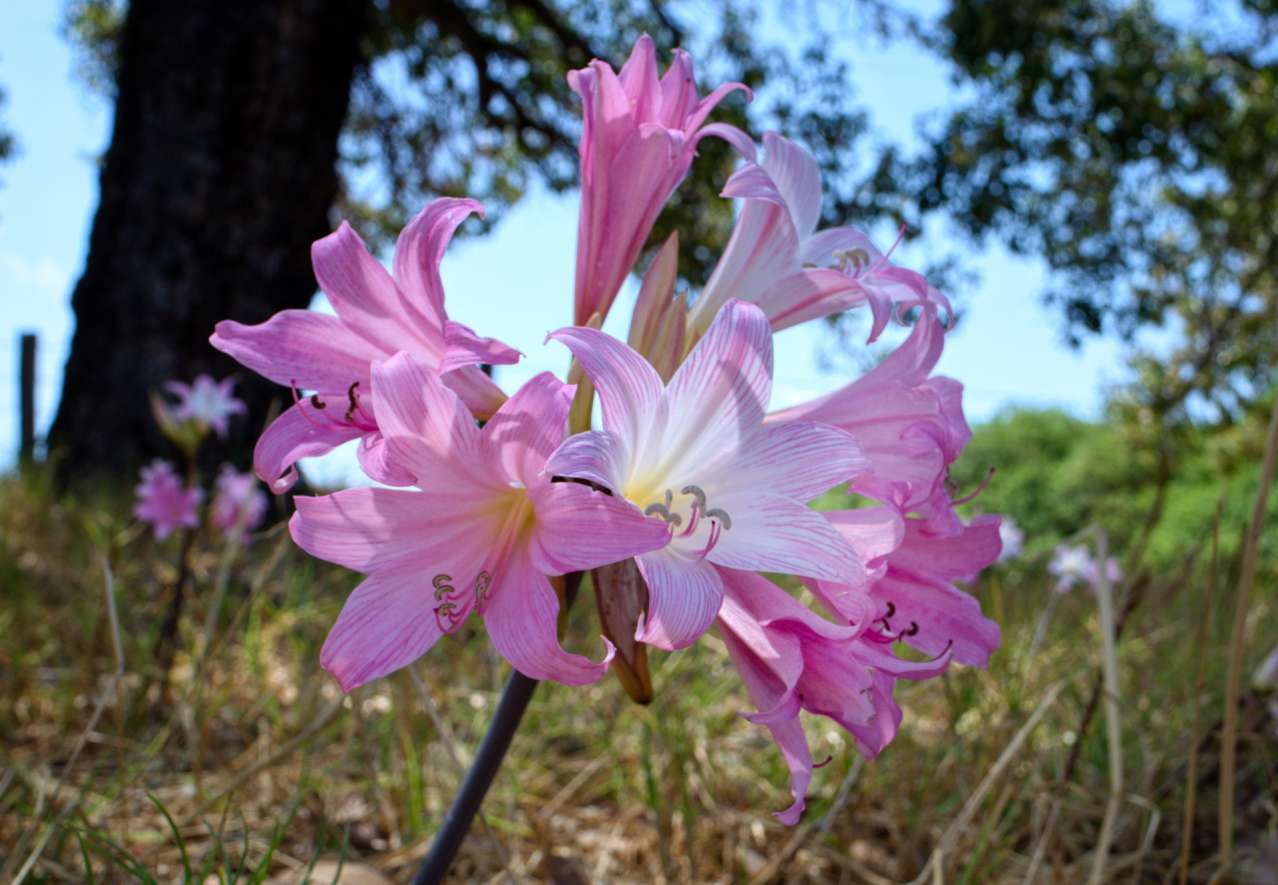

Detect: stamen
681,485,708,510
676,500,702,538
869,222,908,274
951,467,996,506
473,570,492,612
696,519,723,560
704,507,732,529
813,755,835,769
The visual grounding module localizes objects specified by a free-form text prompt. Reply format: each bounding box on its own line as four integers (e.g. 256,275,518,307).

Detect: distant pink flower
134,459,202,540
547,300,868,651
290,355,669,691
570,34,750,325
768,302,970,535
211,199,519,493
998,519,1025,562
165,374,246,438
717,568,951,823
210,466,268,542
1049,544,1121,593
688,132,945,342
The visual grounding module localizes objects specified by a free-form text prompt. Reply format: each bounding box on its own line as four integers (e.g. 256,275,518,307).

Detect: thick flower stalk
289,355,668,690
570,33,750,326
211,199,517,492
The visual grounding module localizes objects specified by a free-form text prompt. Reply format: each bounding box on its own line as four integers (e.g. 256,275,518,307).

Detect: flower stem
413,572,583,881
412,670,538,884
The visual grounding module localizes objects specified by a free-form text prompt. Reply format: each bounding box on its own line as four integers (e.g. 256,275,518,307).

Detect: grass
0,466,1275,883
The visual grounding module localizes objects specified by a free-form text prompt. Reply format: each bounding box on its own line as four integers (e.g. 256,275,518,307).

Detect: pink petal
548,325,663,449
480,372,572,483
634,550,724,650
311,222,421,356
392,197,483,336
370,352,485,484
891,515,1002,581
544,429,629,493
529,481,670,575
726,422,867,502
440,320,521,373
663,300,773,469
708,492,863,583
872,569,999,667
617,33,659,114
210,312,380,393
290,487,486,575
760,132,823,239
356,432,417,488
253,401,363,494
442,364,508,421
482,551,615,685
320,571,446,692
825,507,906,568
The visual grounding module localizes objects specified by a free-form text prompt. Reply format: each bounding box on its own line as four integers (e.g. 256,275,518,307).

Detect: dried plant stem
1178,497,1224,885
910,676,1069,885
153,527,198,700
8,557,126,885
1088,529,1123,885
1219,394,1278,868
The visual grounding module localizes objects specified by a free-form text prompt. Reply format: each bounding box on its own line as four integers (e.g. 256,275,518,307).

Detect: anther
704,507,732,529
814,755,834,769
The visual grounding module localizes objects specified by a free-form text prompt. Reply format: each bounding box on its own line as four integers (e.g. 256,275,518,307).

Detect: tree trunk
49,0,366,477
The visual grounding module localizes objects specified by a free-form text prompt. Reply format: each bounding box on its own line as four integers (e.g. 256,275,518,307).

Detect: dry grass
0,468,1275,883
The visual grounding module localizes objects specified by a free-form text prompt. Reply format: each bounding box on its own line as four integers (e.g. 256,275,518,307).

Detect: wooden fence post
19,333,36,464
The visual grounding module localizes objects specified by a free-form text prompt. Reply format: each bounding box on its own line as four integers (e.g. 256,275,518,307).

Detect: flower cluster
211,35,1003,821
135,374,267,544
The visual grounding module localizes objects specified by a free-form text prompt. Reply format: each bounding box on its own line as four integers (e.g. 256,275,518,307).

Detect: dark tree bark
49,0,366,476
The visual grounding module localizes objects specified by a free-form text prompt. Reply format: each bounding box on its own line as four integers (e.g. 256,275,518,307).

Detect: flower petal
724,422,867,502
320,571,446,692
544,429,630,493
370,352,485,485
441,320,521,372
708,493,863,583
253,401,363,494
529,481,670,575
311,222,419,355
211,312,380,393
290,486,486,575
442,364,508,421
633,550,724,650
548,325,663,449
482,551,615,685
392,197,483,336
481,372,572,484
760,132,823,240
661,300,773,476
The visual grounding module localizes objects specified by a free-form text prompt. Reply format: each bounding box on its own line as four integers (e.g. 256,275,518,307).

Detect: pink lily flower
717,568,951,823
165,374,246,438
812,511,1003,668
688,132,945,342
289,354,670,691
570,34,751,325
134,459,203,540
210,466,268,543
768,302,970,534
547,300,868,651
211,199,519,493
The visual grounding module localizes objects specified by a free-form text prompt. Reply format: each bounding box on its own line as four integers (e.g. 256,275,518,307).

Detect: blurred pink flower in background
134,459,202,540
1049,543,1120,593
165,374,246,438
998,518,1024,562
210,466,268,543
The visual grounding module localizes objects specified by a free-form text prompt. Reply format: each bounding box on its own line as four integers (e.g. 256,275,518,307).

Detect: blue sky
0,2,1131,475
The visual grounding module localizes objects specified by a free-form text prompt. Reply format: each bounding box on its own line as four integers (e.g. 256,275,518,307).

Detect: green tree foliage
954,406,1278,573
61,0,881,284
887,0,1278,430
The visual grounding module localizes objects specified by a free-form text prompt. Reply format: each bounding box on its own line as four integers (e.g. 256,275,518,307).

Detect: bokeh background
1,0,1276,881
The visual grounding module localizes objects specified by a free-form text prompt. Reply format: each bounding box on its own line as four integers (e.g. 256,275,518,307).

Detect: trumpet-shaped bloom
570,34,750,325
811,511,1002,667
547,300,868,651
768,302,970,534
290,355,669,691
688,132,945,341
134,459,203,540
717,568,951,823
165,374,246,438
211,199,518,493
210,466,268,542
